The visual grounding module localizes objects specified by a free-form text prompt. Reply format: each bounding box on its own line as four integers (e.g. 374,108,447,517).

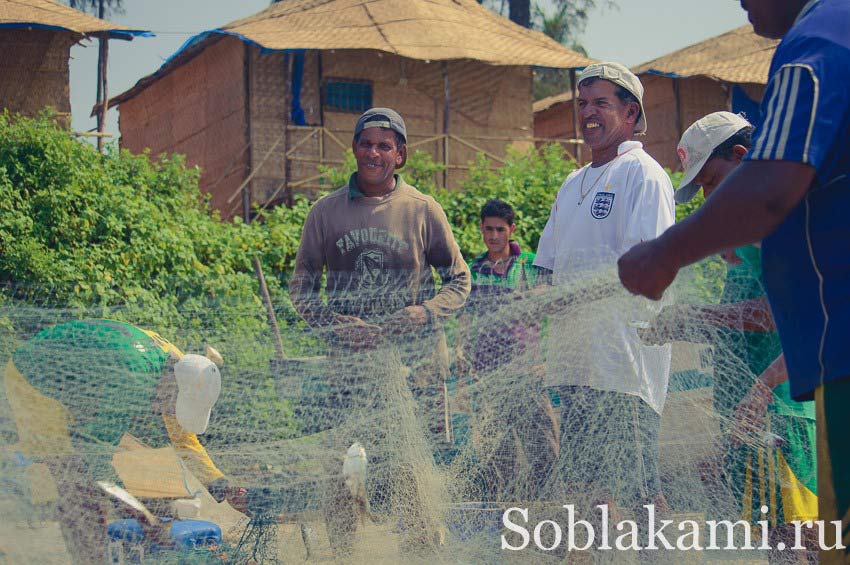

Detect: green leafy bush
0,112,297,448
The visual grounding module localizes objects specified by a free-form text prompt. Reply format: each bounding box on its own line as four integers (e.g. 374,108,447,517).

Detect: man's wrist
654,229,685,274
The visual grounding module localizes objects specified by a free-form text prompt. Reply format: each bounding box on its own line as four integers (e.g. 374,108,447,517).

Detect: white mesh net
0,255,819,563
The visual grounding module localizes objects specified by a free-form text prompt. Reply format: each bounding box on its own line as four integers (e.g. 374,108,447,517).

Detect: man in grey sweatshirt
289,108,470,555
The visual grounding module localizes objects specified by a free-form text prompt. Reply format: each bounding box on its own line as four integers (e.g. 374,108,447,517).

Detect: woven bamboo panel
118,36,248,217
0,29,74,116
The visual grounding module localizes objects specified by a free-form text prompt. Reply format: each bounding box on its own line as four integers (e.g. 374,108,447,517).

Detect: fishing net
0,253,820,563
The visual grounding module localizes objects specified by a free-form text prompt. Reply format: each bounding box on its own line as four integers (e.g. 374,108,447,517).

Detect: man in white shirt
534,62,675,516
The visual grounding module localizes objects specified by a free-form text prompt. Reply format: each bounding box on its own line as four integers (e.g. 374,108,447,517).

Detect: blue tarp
731,84,763,129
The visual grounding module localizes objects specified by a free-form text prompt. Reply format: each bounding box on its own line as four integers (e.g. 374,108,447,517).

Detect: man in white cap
647,112,818,557
533,62,675,517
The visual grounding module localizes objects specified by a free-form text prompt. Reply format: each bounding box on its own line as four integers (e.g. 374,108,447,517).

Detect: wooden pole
95,0,107,153
442,61,450,189
569,69,581,164
253,257,287,361
284,53,293,206
243,43,253,223
723,82,733,111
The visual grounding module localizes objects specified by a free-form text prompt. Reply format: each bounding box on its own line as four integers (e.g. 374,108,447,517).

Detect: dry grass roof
633,25,778,84
533,90,575,113
222,0,594,68
0,0,147,38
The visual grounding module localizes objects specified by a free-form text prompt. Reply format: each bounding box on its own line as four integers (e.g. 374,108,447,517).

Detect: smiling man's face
577,79,638,159
352,127,405,195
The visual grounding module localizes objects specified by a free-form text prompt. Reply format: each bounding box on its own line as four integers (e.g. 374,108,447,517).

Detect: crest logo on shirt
355,248,390,290
591,192,615,219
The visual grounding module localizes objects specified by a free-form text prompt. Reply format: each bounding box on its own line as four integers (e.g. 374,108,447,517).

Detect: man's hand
382,305,429,337
332,314,383,350
618,239,679,300
224,486,249,514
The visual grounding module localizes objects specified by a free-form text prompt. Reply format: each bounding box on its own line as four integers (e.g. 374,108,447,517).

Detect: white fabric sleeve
533,191,560,271
621,166,675,254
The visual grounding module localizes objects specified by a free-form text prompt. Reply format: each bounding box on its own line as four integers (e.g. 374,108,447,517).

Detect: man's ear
732,144,748,163
509,223,517,237
396,143,407,168
626,102,640,126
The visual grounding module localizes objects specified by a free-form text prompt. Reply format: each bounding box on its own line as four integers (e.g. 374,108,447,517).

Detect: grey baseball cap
577,62,647,135
354,108,407,143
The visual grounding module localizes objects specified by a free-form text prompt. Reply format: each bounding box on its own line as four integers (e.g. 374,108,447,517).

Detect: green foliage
0,112,297,448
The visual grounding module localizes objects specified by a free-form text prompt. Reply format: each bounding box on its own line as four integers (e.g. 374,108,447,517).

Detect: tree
480,0,612,32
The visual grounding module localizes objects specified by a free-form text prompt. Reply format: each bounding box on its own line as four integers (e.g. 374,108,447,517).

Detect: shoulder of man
517,250,536,263
309,186,348,213
621,144,674,187
395,176,447,211
469,250,489,267
782,0,850,53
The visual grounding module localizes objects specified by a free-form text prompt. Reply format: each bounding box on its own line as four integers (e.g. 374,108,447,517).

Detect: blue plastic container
107,518,222,550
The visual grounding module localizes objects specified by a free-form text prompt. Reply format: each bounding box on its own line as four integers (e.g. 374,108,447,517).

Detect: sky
68,0,749,139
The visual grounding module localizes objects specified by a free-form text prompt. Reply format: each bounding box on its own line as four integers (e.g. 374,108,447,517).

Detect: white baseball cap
577,62,647,135
174,354,221,434
675,112,753,204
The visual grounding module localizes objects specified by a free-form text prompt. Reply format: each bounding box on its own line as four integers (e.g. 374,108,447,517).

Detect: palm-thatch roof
221,0,593,68
533,90,575,114
0,0,149,39
633,25,778,84
109,0,593,109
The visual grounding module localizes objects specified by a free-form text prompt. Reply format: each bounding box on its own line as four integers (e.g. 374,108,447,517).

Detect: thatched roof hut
108,0,593,219
534,25,778,169
0,0,148,119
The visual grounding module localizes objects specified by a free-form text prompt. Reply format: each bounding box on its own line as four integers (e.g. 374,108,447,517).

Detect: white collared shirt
534,140,675,413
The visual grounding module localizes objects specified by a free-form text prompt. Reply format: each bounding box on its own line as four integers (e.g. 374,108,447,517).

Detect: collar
617,140,643,155
472,241,523,266
794,0,820,25
348,173,399,199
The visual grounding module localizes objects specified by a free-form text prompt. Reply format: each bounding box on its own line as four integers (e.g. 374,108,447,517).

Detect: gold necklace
578,159,615,206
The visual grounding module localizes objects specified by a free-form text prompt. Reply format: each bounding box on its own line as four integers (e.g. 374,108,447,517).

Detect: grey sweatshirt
290,175,470,329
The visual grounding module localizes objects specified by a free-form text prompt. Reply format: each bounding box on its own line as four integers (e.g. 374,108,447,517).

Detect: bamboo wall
0,29,75,119
118,36,248,215
119,41,537,218
248,48,535,203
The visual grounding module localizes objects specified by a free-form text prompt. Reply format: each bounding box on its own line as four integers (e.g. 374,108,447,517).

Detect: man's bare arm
696,296,775,333
619,160,815,300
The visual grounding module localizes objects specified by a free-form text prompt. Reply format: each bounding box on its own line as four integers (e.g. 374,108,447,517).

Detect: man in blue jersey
618,1,850,559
